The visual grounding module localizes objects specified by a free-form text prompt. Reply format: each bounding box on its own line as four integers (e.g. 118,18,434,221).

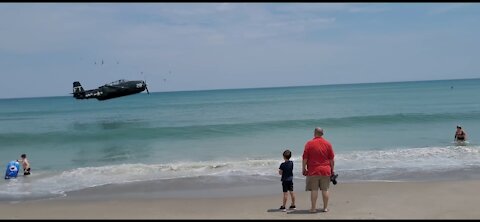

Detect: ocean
1,78,480,201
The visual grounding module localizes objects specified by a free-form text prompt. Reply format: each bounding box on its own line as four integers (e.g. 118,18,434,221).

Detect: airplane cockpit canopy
105,79,127,86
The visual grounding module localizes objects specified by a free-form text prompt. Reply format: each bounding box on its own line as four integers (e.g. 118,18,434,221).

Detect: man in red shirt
302,127,335,213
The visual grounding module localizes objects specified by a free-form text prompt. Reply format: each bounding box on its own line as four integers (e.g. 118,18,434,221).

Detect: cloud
0,3,479,98
427,3,472,15
0,4,120,54
346,4,389,13
0,3,336,55
214,3,235,12
271,3,388,14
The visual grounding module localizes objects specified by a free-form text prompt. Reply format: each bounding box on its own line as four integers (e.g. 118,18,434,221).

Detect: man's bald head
314,127,324,137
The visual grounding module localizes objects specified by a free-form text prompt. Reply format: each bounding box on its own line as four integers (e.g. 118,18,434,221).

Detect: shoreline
1,179,480,219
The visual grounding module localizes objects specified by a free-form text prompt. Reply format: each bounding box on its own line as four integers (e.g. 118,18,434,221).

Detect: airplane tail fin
72,81,85,99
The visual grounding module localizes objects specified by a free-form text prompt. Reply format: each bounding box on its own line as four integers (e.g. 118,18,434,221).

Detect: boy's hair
283,150,292,160
21,154,26,158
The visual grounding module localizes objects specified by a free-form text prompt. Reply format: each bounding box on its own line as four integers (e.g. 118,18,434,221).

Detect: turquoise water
1,78,480,200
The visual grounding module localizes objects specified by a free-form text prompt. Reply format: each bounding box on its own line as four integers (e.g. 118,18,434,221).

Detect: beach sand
1,179,479,219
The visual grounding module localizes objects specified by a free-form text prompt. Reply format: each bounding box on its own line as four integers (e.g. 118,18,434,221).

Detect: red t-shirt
302,137,334,176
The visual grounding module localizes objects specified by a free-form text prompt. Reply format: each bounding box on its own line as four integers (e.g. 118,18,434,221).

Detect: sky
0,3,479,99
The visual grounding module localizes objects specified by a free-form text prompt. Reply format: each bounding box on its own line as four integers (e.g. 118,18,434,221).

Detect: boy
17,154,31,175
278,149,296,211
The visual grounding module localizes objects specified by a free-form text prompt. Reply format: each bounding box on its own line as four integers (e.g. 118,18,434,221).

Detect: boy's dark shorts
282,181,293,192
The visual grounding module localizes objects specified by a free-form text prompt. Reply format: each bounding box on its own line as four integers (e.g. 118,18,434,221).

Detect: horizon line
1,77,478,100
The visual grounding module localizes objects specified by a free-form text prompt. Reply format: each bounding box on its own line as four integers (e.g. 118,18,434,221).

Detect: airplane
72,79,149,101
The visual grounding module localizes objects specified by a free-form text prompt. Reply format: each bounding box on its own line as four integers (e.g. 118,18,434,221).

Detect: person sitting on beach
278,149,296,212
455,126,467,142
17,154,31,175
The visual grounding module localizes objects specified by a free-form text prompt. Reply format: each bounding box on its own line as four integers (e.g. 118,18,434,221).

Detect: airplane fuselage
73,80,147,101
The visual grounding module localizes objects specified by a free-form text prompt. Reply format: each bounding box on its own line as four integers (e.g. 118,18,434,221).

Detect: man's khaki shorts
305,175,330,191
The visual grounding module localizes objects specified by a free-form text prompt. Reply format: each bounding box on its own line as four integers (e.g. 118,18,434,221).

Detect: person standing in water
17,154,31,175
454,125,467,142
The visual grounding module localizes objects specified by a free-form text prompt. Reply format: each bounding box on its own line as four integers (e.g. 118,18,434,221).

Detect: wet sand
1,179,480,219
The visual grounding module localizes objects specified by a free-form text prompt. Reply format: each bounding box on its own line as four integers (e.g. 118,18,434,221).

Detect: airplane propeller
141,72,150,95
144,80,150,94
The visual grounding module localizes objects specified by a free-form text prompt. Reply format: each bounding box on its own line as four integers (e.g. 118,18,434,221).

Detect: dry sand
1,179,480,219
